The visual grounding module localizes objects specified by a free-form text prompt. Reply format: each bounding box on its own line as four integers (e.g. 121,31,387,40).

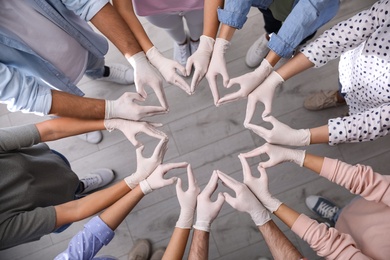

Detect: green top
269,0,295,22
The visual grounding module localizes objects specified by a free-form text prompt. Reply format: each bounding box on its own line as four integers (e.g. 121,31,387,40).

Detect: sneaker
306,195,340,223
245,33,270,68
304,90,345,111
189,39,200,55
77,130,103,144
98,63,134,85
79,168,115,195
128,239,151,260
150,247,165,260
173,40,190,66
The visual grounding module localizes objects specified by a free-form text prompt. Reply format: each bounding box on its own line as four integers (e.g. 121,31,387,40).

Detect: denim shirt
218,0,340,58
0,0,109,115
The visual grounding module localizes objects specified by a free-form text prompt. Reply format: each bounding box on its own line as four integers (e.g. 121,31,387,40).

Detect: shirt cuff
217,8,247,30
84,216,115,246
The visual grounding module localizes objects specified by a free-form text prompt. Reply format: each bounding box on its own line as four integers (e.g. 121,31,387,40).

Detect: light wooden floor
0,1,384,259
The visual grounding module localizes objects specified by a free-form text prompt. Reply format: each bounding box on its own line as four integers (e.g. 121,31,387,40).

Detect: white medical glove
241,143,306,168
205,38,231,106
217,170,271,226
245,116,311,146
186,35,215,93
104,119,167,147
193,171,225,232
140,162,188,195
127,52,169,109
175,164,201,229
238,155,282,213
146,46,191,95
244,71,284,124
218,59,273,105
124,138,168,189
105,92,167,120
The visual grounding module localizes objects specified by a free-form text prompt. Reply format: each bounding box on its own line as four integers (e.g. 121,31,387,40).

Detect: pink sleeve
320,158,390,206
291,214,371,259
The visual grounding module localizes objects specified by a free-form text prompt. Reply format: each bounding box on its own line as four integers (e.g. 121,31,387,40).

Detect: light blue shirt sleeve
54,216,115,260
60,0,109,21
0,63,52,115
268,0,340,58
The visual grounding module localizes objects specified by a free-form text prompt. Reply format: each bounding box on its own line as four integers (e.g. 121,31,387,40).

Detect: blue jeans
85,52,106,80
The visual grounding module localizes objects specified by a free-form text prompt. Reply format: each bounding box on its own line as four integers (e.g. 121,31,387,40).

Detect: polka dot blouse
300,0,390,145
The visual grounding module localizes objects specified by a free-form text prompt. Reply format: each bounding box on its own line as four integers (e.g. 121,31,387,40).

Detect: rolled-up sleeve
61,0,109,21
0,63,52,115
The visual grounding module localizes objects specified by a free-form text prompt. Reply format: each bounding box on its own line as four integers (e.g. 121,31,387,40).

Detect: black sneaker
305,195,340,223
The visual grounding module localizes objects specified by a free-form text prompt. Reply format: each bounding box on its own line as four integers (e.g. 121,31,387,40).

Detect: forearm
218,24,236,41
49,90,105,119
265,50,281,67
90,3,143,58
303,153,324,175
54,180,131,228
162,227,191,260
100,185,144,230
309,125,329,144
36,117,105,142
188,229,209,260
203,0,224,38
273,204,300,229
276,52,314,81
112,0,153,52
258,220,303,260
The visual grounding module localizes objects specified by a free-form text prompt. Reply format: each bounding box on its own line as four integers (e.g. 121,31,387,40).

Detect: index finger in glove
190,67,204,93
172,74,191,95
186,164,198,188
238,155,253,182
218,91,244,105
205,75,220,106
216,170,239,191
152,137,169,161
139,105,168,117
240,145,265,159
245,123,269,140
160,162,189,174
200,171,219,198
244,95,258,126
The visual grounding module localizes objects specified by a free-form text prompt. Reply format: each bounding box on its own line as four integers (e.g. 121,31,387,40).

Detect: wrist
127,51,147,68
104,100,113,119
139,179,152,194
250,209,271,226
146,46,163,68
176,209,195,229
289,149,306,167
198,35,215,54
124,175,138,189
193,220,211,232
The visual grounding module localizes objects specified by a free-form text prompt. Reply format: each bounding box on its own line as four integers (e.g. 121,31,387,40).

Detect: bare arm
49,90,105,119
258,220,303,260
203,0,224,38
276,52,314,81
218,24,236,41
35,117,104,142
162,228,191,260
90,2,143,58
54,180,131,228
309,125,330,145
188,229,209,260
100,185,144,230
112,0,153,52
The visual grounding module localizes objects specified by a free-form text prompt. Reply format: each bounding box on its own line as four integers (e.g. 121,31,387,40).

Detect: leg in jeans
84,52,106,80
183,9,204,41
145,13,187,44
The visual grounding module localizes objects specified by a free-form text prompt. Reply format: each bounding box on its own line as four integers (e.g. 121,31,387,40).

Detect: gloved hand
124,137,168,189
104,119,167,147
217,170,271,226
105,92,167,120
241,143,306,168
175,164,201,229
146,46,191,95
140,162,188,195
193,171,225,232
218,59,273,105
244,71,284,124
127,52,169,109
238,155,282,213
205,38,231,106
245,116,311,146
186,35,215,93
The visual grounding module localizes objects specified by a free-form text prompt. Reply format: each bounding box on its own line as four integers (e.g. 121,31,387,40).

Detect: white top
0,2,88,84
132,0,203,16
300,0,390,145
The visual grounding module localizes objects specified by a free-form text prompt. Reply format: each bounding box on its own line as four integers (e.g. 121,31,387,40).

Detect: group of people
1,0,389,259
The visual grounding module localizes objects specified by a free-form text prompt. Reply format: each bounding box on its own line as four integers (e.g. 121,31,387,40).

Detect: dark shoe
306,195,340,224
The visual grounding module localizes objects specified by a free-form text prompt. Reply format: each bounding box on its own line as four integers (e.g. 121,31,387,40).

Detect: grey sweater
0,124,79,250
